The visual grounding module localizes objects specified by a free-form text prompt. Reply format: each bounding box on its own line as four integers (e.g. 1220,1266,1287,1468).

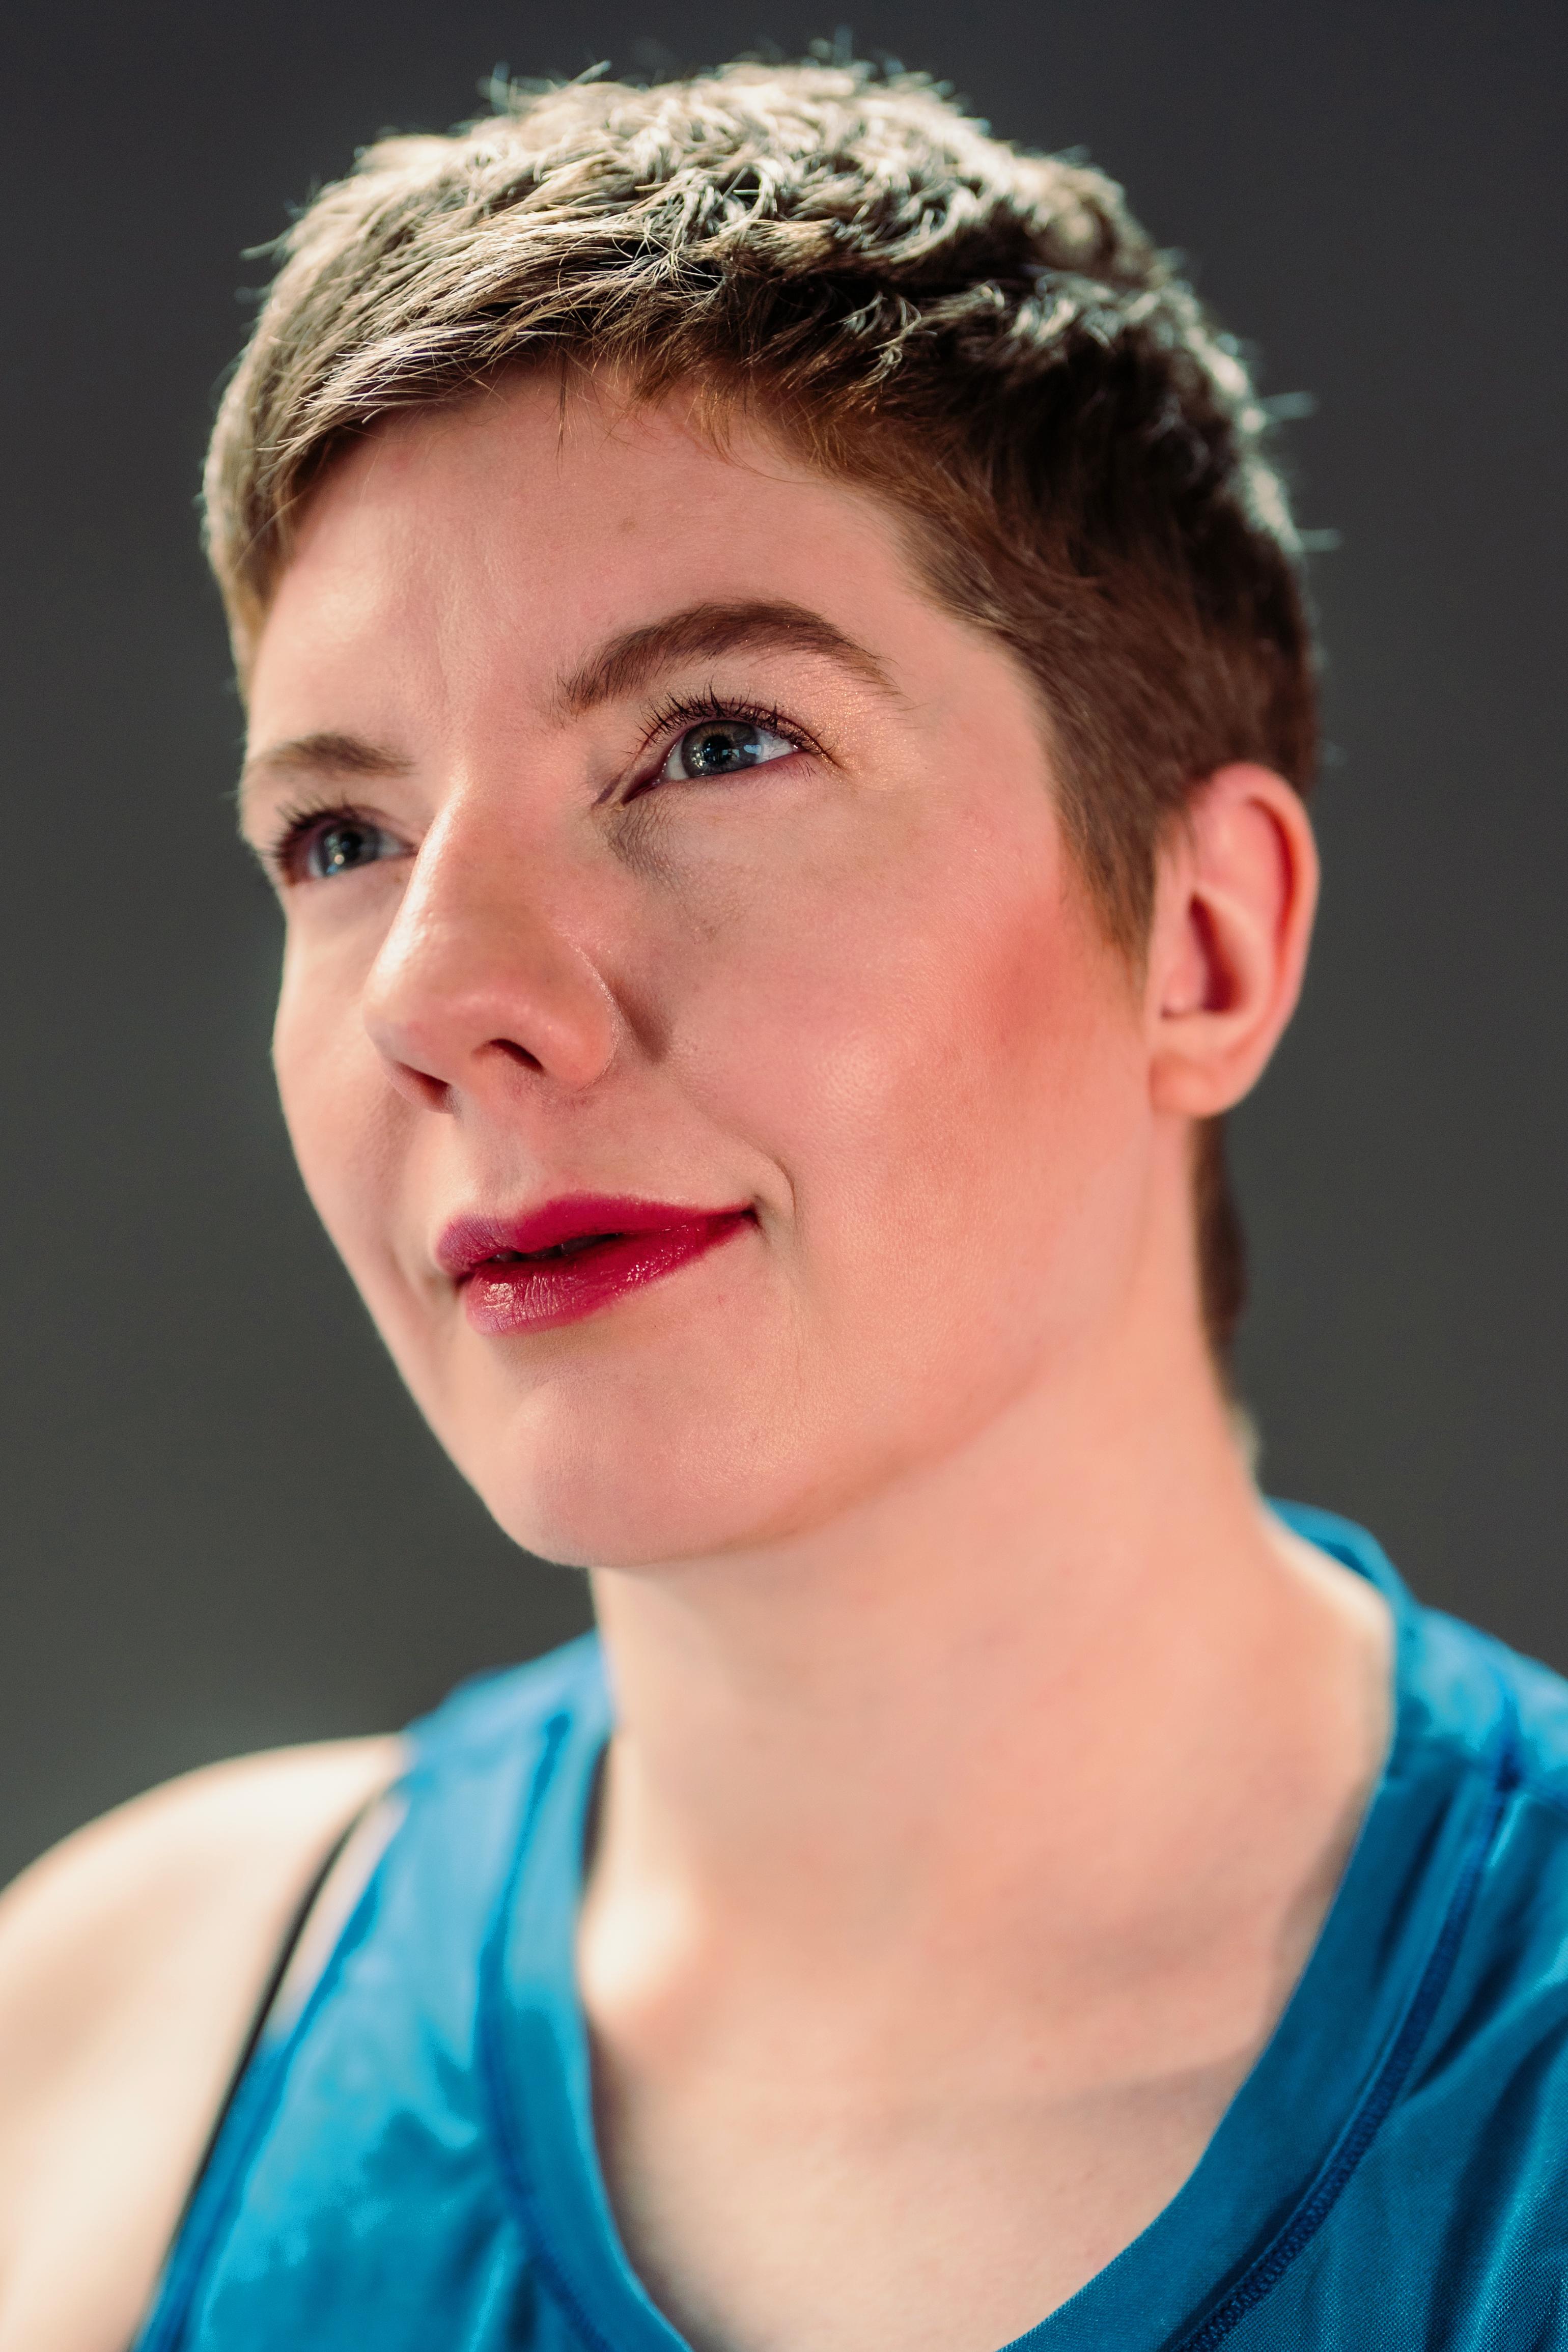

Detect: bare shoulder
0,1735,405,2035
0,1735,403,2352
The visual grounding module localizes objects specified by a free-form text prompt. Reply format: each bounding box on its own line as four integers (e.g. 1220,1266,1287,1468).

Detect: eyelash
261,797,380,888
626,689,820,796
259,693,821,882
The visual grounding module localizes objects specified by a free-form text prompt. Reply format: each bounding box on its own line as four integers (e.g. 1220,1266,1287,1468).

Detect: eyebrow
239,729,414,799
240,602,897,798
551,599,898,717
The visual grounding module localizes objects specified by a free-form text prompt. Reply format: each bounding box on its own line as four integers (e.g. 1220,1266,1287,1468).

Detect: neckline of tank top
469,1503,1518,2352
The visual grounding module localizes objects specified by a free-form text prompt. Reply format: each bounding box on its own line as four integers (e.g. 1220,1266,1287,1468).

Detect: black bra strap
171,1798,374,2240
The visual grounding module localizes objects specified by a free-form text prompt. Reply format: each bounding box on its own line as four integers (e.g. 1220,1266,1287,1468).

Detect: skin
0,377,1389,2352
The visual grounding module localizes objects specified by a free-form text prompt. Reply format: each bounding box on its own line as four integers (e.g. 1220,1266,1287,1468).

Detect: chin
417,1360,752,1568
464,1425,788,1571
444,1369,918,1572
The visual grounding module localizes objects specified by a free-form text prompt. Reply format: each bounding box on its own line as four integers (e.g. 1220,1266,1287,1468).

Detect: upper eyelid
630,691,823,776
256,797,408,883
248,690,826,857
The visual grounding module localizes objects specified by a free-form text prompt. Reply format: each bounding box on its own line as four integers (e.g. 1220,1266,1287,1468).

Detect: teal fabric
133,1505,1568,2349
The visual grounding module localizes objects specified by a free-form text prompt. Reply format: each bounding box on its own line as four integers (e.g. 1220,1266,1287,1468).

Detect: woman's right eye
291,815,402,883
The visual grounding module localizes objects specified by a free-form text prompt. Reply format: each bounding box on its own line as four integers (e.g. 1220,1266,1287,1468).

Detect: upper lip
435,1194,751,1281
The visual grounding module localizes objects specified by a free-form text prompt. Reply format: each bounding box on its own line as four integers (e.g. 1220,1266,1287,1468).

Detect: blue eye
300,816,399,881
661,718,796,781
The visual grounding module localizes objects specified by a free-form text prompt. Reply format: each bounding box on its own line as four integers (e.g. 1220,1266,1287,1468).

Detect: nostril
493,1038,546,1075
394,1062,453,1114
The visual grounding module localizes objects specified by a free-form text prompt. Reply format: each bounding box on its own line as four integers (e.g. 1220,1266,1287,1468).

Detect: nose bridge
363,790,619,1098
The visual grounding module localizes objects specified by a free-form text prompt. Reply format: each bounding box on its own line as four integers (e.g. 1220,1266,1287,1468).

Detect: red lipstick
437,1195,752,1335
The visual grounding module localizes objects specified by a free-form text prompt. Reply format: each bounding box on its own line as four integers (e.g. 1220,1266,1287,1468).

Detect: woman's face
243,379,1159,1567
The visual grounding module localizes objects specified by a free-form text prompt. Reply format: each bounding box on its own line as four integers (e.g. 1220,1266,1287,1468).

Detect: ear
1147,763,1319,1117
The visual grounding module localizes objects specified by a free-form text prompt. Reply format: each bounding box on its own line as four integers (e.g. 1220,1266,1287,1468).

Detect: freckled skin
248,382,1150,1570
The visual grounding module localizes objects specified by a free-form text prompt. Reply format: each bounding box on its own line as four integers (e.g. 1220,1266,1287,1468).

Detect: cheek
272,941,408,1277
686,850,1148,1360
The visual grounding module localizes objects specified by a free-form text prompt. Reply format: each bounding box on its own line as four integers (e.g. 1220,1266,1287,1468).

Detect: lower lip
459,1211,752,1336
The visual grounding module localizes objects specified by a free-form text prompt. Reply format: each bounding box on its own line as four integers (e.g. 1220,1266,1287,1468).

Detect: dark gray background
2,1,1563,1887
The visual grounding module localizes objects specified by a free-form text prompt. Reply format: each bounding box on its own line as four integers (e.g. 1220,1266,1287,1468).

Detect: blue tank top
133,1504,1568,2349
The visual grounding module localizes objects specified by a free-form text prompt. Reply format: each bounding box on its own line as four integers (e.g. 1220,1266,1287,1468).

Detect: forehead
247,379,944,733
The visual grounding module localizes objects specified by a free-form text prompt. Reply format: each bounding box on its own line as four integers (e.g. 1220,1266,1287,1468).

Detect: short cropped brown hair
207,60,1318,1360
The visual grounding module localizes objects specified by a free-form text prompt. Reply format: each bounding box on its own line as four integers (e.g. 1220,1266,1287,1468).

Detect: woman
1,59,1561,2352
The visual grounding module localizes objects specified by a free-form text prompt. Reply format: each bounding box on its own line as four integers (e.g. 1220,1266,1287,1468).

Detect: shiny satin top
134,1506,1568,2349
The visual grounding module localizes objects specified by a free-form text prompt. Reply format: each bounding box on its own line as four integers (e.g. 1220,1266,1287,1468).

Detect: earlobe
1149,763,1319,1119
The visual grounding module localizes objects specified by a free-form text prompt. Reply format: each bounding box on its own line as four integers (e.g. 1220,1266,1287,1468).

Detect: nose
362,809,621,1111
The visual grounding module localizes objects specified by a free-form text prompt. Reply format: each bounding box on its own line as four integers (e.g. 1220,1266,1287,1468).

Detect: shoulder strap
163,1796,379,2256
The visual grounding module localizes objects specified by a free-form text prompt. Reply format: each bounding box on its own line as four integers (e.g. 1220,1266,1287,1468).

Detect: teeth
485,1233,620,1269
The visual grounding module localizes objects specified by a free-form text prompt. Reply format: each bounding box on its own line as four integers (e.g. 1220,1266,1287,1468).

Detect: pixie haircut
207,60,1318,1362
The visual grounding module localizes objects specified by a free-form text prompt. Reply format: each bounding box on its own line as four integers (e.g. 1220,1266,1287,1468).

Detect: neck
584,1276,1385,1988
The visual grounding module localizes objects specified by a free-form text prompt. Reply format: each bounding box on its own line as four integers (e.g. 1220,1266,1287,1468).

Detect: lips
436,1195,753,1335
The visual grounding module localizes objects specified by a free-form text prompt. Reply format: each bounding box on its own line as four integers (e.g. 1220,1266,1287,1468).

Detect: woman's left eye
658,717,798,782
